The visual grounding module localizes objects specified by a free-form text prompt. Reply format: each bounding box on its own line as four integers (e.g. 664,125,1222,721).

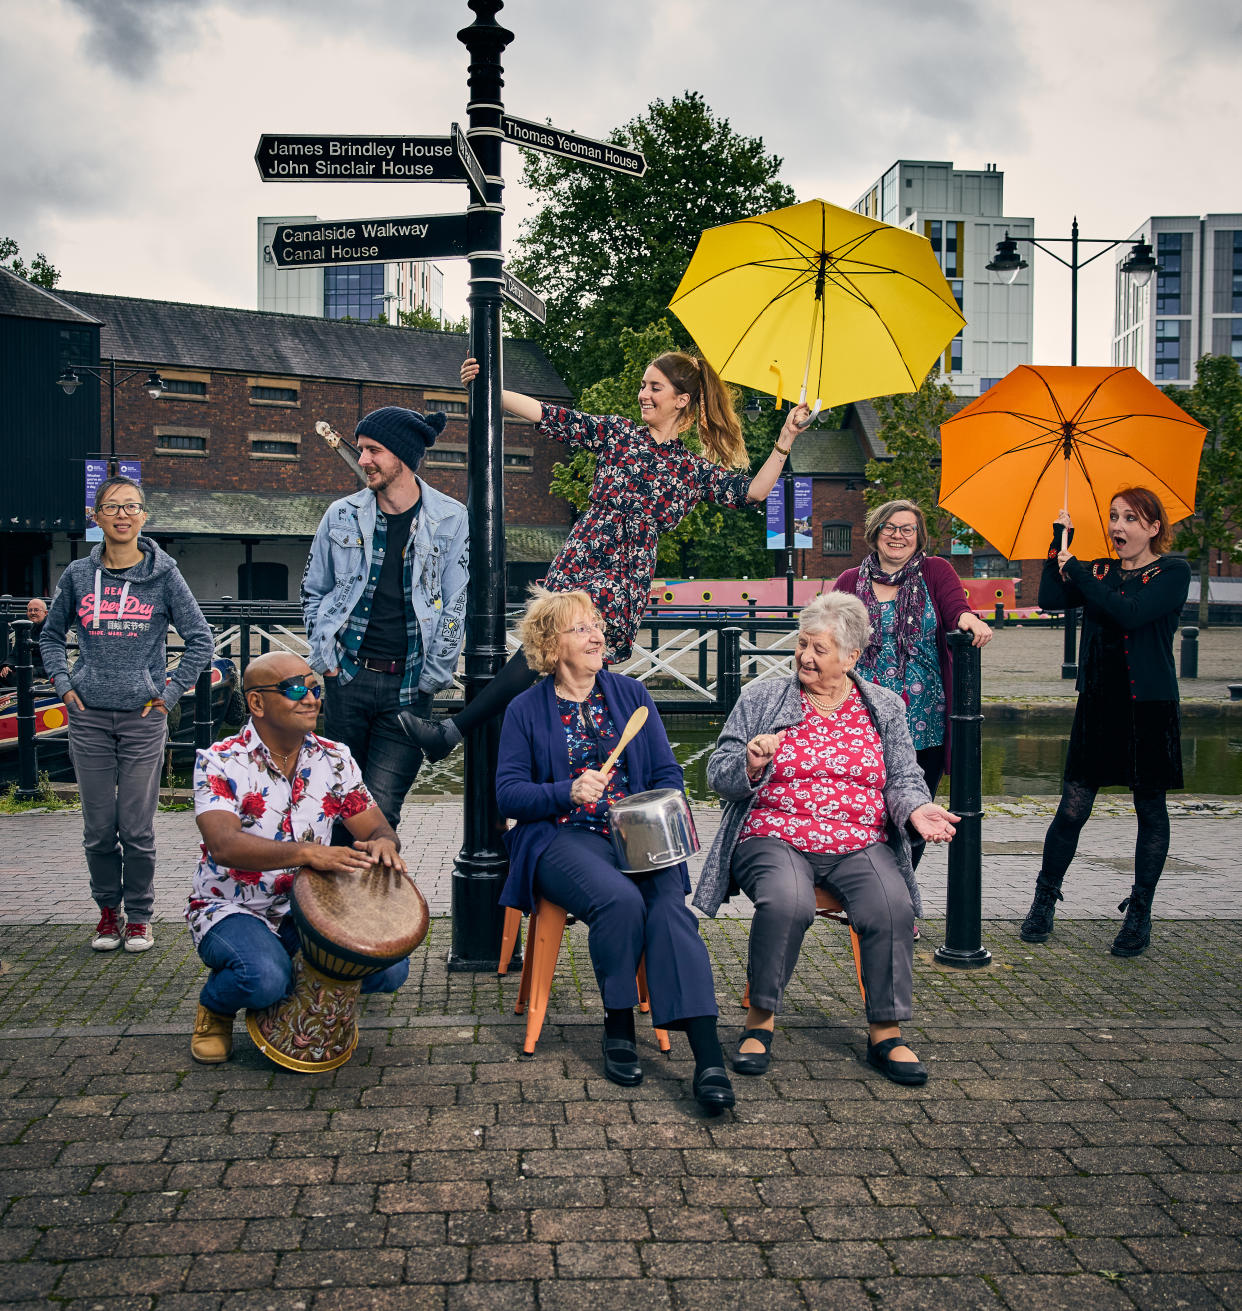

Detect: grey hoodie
40,537,213,712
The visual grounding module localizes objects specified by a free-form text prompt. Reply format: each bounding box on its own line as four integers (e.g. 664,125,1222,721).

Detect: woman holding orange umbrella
1020,488,1189,957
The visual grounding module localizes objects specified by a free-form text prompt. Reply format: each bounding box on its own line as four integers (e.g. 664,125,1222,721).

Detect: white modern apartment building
853,160,1033,397
256,217,445,323
1113,214,1242,385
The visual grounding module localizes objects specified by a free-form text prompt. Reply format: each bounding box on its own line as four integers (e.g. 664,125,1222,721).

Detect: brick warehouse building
0,269,571,601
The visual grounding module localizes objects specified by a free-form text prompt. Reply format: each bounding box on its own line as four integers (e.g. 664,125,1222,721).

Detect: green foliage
864,367,982,554
0,772,73,812
548,319,776,577
509,92,795,398
396,306,470,333
0,236,60,288
1163,354,1242,625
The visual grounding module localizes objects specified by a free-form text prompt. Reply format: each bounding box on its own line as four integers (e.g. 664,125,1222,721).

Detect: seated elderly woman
495,587,734,1112
694,591,958,1086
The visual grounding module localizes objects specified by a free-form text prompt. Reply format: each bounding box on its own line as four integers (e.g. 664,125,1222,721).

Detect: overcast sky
2,0,1238,369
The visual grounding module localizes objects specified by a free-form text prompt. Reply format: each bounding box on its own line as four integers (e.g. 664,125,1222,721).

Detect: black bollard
993,602,1004,630
1180,626,1199,680
719,626,742,716
194,667,214,751
12,619,39,799
934,631,992,969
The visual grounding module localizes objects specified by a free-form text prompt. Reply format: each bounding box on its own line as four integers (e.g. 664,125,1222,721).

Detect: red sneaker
91,907,125,952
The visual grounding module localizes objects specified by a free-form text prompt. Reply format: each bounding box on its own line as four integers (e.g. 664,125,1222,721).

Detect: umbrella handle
793,399,821,431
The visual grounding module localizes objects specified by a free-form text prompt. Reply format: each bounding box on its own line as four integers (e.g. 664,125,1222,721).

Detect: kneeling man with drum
187,652,412,1064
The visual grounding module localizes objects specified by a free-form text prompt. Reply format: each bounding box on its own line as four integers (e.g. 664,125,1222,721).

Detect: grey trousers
67,704,167,924
731,835,915,1024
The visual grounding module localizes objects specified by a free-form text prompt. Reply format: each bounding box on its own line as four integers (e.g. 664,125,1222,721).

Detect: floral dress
538,404,752,660
855,586,946,751
555,686,630,834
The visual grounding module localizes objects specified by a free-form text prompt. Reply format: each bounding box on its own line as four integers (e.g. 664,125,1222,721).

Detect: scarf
854,551,927,679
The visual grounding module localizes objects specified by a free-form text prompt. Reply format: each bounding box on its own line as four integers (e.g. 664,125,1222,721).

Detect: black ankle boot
1111,885,1154,957
1019,875,1064,943
395,711,457,763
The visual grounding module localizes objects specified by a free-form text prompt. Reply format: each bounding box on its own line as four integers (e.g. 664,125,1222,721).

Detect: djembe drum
246,862,429,1073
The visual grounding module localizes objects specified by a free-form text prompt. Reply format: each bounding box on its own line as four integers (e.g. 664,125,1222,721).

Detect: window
249,433,300,460
950,279,964,311
158,371,210,402
154,426,208,456
972,554,1013,579
423,447,467,468
422,393,468,417
435,399,467,415
324,264,385,321
1156,233,1183,315
161,379,207,397
503,450,533,471
56,328,94,377
249,382,300,406
979,377,1002,393
822,522,852,556
1155,320,1182,380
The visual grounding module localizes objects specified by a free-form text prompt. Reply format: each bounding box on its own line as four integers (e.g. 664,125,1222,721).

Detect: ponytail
650,352,748,470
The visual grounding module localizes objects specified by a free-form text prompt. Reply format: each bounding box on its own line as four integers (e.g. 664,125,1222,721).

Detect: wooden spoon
599,705,648,775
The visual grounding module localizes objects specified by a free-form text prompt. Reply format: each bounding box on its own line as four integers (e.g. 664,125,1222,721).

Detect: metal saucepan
608,788,699,874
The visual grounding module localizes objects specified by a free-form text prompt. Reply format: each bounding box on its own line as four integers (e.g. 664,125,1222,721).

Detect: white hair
798,591,871,657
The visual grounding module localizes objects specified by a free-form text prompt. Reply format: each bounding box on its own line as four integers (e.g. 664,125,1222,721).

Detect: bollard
718,626,742,717
1180,626,1199,680
934,631,992,970
11,619,40,799
993,602,1004,630
194,667,214,751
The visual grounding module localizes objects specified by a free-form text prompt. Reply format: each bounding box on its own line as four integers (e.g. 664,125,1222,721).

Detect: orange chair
741,887,866,1008
499,903,672,1056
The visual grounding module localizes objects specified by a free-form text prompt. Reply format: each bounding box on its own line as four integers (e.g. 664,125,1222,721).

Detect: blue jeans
323,668,429,834
197,911,409,1017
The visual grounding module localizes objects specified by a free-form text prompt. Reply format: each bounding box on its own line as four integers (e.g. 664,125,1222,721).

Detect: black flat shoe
395,711,455,763
732,1027,774,1076
601,1036,643,1087
866,1036,928,1086
692,1065,735,1113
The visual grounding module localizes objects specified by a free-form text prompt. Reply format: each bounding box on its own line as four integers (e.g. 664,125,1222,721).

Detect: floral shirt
556,686,630,834
185,719,375,946
855,585,946,751
739,687,888,854
537,404,752,660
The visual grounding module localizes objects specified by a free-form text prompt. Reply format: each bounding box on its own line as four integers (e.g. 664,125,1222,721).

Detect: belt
359,656,405,675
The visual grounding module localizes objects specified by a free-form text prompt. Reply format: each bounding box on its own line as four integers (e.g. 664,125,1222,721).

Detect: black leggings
1041,781,1169,891
450,648,540,736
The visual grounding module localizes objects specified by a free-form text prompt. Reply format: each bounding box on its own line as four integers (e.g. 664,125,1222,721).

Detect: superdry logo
77,593,156,624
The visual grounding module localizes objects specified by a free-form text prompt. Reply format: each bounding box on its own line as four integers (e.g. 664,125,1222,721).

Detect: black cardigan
1038,553,1190,702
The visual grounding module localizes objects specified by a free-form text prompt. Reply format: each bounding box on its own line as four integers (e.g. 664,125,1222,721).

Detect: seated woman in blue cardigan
495,587,734,1113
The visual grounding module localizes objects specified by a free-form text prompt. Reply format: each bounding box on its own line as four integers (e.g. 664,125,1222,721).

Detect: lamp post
56,357,166,473
987,221,1158,677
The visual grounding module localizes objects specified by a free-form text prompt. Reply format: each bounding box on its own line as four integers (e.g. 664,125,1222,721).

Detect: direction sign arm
461,357,542,423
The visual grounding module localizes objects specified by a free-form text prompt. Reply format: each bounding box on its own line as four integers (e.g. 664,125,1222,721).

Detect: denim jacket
300,480,469,693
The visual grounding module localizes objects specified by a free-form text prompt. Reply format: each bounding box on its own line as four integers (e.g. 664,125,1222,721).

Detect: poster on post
765,477,813,550
84,460,107,542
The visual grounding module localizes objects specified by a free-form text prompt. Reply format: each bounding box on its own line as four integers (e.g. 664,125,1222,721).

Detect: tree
509,92,795,398
0,237,60,288
395,306,469,333
863,366,982,555
1164,354,1242,626
550,318,776,578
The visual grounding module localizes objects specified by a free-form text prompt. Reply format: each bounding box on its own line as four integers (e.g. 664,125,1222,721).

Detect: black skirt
1064,626,1182,792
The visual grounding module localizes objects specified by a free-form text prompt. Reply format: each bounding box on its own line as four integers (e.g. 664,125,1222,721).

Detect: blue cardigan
495,670,689,912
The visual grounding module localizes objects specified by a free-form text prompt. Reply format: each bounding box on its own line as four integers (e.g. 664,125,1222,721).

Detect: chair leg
636,956,671,1053
523,899,568,1055
848,926,866,1008
514,906,535,1017
498,906,522,976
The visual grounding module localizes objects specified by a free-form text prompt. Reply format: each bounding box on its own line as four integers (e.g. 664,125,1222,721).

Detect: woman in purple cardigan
833,500,991,876
496,587,733,1113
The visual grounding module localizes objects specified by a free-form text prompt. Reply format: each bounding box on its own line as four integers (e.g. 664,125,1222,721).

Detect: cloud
64,0,209,80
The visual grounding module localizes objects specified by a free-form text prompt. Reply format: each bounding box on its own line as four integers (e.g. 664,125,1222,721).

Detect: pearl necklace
803,683,851,716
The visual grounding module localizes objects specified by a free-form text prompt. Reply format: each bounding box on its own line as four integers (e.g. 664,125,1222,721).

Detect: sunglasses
250,677,323,701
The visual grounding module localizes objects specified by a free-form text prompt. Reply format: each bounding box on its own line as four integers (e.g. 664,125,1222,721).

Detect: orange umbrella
938,365,1205,562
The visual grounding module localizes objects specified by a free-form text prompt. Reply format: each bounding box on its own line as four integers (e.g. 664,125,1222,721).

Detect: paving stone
670,1280,809,1309
537,1279,673,1311
988,1274,1138,1309
274,1248,405,1288
860,1275,1005,1309
54,1255,191,1297
183,1252,278,1292
469,1244,555,1280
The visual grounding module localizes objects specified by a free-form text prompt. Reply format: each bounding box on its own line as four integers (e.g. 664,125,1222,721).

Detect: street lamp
986,219,1159,676
55,357,166,472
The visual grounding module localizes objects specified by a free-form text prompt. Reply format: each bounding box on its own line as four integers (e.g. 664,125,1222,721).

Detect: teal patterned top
855,583,945,751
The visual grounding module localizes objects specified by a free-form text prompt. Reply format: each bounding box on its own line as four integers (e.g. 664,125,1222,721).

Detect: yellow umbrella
669,199,965,414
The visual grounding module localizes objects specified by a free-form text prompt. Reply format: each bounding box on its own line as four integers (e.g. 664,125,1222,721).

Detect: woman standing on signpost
399,354,811,760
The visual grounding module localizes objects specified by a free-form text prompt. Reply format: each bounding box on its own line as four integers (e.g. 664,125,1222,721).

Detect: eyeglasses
879,523,918,538
249,677,323,702
96,503,146,518
562,621,604,636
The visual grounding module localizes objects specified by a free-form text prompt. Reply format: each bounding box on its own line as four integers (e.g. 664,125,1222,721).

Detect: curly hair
518,586,600,676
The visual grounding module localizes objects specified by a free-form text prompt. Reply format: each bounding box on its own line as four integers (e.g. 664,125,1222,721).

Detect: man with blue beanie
301,407,469,833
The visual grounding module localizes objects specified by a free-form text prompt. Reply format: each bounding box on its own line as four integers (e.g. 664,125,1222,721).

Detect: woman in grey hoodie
40,477,213,953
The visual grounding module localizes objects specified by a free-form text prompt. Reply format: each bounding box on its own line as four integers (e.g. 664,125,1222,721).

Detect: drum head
292,863,429,964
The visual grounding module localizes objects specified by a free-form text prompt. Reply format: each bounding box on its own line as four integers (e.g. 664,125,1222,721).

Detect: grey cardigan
693,672,931,918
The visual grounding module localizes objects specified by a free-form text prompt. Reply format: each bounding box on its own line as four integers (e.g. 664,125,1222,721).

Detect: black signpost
254,135,464,182
255,0,643,971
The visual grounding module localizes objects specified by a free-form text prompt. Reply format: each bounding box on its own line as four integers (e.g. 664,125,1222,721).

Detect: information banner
84,460,107,542
765,477,813,550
